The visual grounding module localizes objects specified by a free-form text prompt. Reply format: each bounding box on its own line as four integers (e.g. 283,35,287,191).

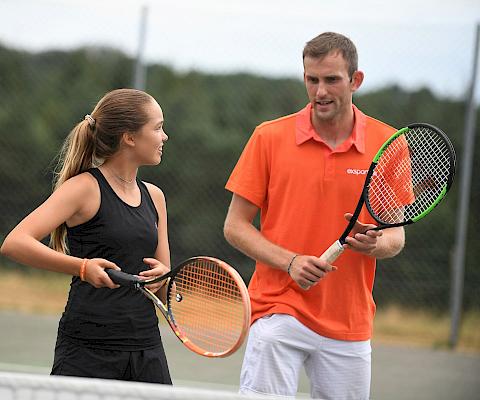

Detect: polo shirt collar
295,103,366,153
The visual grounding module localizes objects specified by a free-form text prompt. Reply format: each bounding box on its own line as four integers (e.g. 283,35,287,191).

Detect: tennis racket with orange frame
106,256,251,358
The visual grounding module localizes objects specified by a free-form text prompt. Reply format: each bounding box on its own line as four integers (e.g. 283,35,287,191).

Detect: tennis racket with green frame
320,122,456,263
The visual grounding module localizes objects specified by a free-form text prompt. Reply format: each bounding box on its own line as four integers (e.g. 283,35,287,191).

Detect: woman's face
132,99,168,166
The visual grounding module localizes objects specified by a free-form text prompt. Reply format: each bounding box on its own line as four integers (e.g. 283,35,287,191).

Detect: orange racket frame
107,256,251,358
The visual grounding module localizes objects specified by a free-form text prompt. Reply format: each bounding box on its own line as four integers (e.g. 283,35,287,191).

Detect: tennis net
0,372,268,400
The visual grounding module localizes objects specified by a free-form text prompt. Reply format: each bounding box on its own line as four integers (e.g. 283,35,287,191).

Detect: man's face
303,51,363,124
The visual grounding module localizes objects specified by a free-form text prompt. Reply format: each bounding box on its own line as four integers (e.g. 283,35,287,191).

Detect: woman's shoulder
58,171,99,196
142,181,166,205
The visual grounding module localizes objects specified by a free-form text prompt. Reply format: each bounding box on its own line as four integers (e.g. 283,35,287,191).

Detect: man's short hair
303,32,358,78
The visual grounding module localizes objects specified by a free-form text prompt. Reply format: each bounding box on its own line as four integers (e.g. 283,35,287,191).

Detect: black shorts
51,335,172,384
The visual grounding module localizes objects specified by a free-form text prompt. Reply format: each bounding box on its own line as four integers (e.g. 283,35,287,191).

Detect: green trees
0,43,478,311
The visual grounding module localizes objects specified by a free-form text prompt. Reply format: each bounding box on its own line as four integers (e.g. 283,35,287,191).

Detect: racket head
165,256,251,358
365,123,456,227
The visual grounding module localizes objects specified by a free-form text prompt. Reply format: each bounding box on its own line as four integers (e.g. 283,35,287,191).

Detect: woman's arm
0,173,119,288
140,183,171,299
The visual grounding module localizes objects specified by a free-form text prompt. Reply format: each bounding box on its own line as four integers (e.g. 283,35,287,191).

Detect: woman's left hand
138,257,170,292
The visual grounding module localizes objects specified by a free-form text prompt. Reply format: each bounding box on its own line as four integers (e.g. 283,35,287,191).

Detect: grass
373,305,480,352
0,269,70,314
0,269,478,353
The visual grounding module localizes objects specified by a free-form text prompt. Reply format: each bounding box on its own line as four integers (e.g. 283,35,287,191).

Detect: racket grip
319,241,344,264
105,269,139,287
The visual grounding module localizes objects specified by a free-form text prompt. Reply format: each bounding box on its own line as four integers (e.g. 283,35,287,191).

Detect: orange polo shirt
226,103,396,341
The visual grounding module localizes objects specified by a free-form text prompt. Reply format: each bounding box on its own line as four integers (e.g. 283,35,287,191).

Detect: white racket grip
320,240,344,264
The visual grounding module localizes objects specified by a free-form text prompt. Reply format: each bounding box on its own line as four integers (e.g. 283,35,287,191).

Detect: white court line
0,362,50,374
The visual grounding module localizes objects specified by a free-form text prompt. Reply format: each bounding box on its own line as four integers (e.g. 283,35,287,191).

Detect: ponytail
49,88,154,253
50,119,95,253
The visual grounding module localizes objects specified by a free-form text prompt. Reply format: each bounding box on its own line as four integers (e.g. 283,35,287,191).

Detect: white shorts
239,314,371,400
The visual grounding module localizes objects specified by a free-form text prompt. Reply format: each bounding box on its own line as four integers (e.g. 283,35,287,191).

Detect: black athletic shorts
51,335,172,384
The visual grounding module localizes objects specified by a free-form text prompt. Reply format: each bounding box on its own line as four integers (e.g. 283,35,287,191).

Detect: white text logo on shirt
346,168,368,175
346,168,377,176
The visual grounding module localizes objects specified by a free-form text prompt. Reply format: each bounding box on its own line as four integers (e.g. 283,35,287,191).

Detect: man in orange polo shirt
224,32,405,399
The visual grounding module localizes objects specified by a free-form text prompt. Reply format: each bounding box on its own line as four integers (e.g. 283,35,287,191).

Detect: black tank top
58,168,161,350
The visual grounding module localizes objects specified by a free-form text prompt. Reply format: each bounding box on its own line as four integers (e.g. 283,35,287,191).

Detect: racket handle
105,269,140,287
319,240,344,264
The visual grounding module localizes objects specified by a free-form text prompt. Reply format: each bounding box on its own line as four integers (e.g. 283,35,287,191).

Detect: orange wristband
79,258,88,281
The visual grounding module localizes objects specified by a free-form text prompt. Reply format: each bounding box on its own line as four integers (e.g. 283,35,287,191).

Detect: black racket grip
105,269,141,287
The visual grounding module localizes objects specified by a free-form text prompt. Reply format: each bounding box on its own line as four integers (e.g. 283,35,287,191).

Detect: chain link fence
0,2,478,347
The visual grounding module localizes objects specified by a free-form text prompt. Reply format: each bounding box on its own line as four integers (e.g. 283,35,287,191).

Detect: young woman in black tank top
1,89,172,384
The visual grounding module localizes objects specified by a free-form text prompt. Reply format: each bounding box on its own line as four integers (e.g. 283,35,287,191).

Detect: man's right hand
288,255,337,290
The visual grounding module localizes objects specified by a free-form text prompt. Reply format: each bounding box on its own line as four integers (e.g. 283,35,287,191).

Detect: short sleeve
225,127,270,208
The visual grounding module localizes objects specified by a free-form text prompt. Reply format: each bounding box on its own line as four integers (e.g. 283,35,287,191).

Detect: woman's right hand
82,258,121,289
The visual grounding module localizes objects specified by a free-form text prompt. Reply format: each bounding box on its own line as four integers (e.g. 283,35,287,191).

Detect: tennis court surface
0,312,478,399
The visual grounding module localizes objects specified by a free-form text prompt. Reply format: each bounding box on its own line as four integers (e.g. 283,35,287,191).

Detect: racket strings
368,126,453,224
168,259,246,354
409,135,451,211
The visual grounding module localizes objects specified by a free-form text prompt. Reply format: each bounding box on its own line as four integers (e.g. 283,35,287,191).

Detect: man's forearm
373,227,405,259
224,222,294,272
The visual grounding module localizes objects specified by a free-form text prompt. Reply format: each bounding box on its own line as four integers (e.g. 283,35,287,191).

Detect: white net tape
0,372,268,400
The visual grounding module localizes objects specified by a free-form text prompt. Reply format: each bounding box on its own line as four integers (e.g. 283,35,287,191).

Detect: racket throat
339,196,367,244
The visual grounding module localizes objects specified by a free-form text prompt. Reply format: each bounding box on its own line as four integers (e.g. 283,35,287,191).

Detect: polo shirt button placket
324,153,335,181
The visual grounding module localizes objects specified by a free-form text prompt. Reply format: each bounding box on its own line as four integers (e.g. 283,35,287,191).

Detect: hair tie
84,114,96,128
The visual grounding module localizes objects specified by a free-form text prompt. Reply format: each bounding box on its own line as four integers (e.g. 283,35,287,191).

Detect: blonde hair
50,88,154,253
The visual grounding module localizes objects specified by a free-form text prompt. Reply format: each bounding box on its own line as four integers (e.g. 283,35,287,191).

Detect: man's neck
311,107,355,149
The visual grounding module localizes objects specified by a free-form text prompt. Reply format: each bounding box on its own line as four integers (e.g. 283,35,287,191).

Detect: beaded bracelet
79,258,88,281
287,254,298,277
